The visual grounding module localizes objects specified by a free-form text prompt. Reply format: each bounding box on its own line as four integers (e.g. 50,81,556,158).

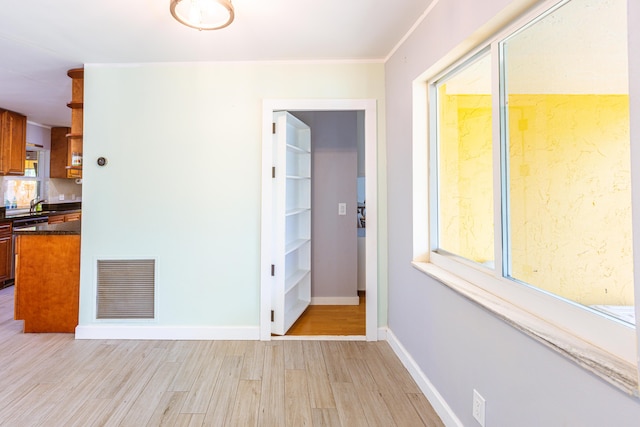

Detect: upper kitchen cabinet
50,127,82,178
0,109,26,176
51,68,83,179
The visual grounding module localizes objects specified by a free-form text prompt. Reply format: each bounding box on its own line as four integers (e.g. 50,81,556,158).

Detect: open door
270,112,311,335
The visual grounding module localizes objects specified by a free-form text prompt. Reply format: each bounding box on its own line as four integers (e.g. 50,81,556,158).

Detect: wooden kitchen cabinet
14,234,80,332
0,109,26,176
51,68,83,179
50,127,82,179
48,212,81,224
0,222,12,283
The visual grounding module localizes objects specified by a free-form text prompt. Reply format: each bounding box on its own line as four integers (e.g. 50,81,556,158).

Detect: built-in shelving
51,68,83,179
272,112,312,335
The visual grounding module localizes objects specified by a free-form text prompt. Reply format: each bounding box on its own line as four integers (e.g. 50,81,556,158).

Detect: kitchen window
414,0,635,391
3,150,45,210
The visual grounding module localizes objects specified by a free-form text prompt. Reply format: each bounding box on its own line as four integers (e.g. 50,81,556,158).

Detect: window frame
3,148,47,211
412,0,638,393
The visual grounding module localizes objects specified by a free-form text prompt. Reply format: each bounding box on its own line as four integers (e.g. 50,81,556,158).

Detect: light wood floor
287,292,365,336
0,286,444,426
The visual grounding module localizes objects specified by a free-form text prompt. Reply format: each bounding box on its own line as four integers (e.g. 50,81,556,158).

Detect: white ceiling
0,0,431,128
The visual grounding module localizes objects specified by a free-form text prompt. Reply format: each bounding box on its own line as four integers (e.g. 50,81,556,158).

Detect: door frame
260,99,378,341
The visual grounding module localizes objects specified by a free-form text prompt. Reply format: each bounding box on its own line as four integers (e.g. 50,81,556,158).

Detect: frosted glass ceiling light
170,0,234,30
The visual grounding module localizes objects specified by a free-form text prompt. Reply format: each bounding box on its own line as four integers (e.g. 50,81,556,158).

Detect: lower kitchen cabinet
0,222,11,283
48,212,81,224
14,234,80,332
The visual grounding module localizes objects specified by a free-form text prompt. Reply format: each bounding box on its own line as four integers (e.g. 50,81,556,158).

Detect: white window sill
412,261,639,396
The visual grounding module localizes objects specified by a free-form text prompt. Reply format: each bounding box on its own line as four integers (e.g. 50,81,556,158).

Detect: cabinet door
48,215,65,225
50,127,71,179
0,235,11,282
65,213,81,222
0,111,26,176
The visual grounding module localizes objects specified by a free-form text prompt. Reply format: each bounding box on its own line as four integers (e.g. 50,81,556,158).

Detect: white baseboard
377,326,388,341
310,296,360,305
75,325,260,340
385,329,463,427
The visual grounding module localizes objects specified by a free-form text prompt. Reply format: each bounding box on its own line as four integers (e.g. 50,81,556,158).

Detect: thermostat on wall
97,157,107,166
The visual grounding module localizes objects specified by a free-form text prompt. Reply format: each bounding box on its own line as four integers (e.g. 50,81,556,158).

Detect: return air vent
96,259,155,319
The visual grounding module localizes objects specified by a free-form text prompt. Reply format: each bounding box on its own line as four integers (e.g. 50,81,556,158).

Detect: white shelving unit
272,112,312,335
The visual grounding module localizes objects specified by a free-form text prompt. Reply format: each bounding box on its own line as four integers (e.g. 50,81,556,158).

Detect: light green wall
79,62,386,328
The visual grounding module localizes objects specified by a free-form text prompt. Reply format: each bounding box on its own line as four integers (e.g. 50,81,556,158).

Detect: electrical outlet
338,202,346,216
58,194,65,201
473,389,486,426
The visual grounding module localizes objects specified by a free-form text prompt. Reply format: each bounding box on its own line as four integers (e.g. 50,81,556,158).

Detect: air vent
96,259,155,319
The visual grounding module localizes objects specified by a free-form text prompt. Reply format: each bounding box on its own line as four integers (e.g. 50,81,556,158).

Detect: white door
271,112,311,335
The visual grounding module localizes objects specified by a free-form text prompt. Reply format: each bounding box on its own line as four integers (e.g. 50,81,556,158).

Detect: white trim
87,59,384,70
74,325,260,340
386,329,464,427
310,296,360,305
260,99,379,341
377,326,388,341
413,261,638,395
385,0,441,63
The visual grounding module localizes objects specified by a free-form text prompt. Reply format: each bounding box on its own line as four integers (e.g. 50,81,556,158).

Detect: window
501,0,632,324
434,51,494,266
417,0,635,388
3,150,45,210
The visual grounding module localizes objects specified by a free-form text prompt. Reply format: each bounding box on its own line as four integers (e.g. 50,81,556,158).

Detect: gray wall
293,111,358,300
385,0,640,425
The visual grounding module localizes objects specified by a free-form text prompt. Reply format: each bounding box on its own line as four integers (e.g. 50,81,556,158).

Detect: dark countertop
0,202,81,223
13,220,81,235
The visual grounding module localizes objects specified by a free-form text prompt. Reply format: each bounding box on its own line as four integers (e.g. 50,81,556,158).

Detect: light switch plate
59,194,65,201
338,203,346,215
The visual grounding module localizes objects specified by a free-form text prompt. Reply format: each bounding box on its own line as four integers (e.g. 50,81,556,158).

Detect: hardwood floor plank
258,343,286,426
331,382,369,427
285,369,313,426
311,408,342,427
408,392,446,427
379,388,428,426
174,413,206,427
343,357,377,390
180,341,224,414
33,367,111,425
321,341,352,383
0,383,56,426
120,361,181,426
303,341,335,409
356,388,397,427
228,379,261,427
92,346,169,426
202,355,243,425
374,341,422,393
284,340,305,370
240,340,265,381
145,391,188,427
168,341,210,392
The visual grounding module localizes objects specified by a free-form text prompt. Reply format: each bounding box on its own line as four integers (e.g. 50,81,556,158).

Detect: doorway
260,99,378,341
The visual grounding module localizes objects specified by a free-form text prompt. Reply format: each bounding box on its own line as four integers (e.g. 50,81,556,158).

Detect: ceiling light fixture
170,0,234,31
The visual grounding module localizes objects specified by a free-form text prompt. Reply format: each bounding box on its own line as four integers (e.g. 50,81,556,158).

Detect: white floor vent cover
96,259,155,319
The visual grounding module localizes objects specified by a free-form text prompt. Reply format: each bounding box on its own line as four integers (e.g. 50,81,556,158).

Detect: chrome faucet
29,198,45,214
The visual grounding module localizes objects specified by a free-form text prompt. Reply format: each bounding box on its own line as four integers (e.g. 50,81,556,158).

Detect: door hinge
272,122,276,134
271,264,275,276
271,310,275,322
272,167,276,178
